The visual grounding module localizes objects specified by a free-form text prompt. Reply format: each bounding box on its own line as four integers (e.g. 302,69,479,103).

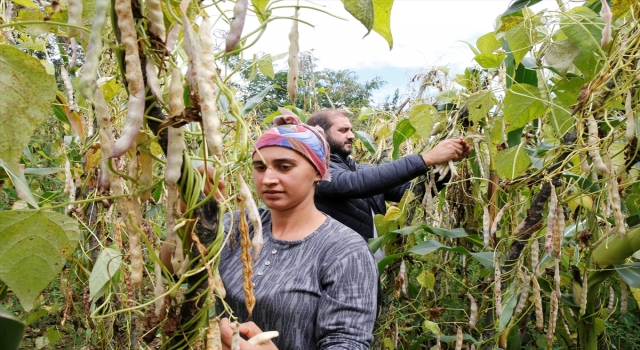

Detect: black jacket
315,153,436,240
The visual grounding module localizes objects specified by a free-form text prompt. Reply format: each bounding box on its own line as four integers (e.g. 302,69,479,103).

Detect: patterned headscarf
255,108,331,181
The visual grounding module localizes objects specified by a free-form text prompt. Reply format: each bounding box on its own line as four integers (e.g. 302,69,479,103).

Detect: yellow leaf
372,0,393,50
84,148,101,171
383,206,402,222
631,287,640,309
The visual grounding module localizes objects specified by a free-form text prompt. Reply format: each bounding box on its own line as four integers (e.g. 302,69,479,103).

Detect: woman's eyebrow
252,158,298,165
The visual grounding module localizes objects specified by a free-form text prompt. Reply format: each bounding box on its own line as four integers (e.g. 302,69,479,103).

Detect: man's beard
326,133,352,158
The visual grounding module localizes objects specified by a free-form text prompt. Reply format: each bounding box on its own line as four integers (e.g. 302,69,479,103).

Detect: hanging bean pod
495,255,502,318
206,317,222,350
66,0,82,39
146,0,166,40
600,0,612,47
621,279,628,314
78,0,109,99
60,66,77,112
455,327,463,350
586,115,609,173
225,0,248,52
513,268,531,318
197,18,223,156
580,270,588,316
545,183,557,256
154,261,164,316
482,206,491,248
625,90,636,142
467,292,477,330
145,60,164,105
287,8,299,104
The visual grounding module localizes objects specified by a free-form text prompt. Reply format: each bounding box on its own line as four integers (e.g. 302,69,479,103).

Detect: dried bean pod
238,174,263,263
206,317,222,350
197,18,223,156
608,169,625,237
586,115,609,173
68,38,77,70
169,68,185,117
287,8,299,103
545,183,557,256
166,24,180,53
137,148,153,202
399,259,407,295
214,268,226,298
67,0,82,39
513,219,526,236
621,279,628,314
579,153,591,174
533,276,544,330
490,203,508,236
181,15,200,90
625,90,635,142
600,0,612,47
455,327,463,350
146,0,166,40
239,210,256,317
166,127,184,184
580,271,588,316
145,60,164,105
482,206,491,248
64,156,72,195
247,331,279,345
127,199,143,286
513,268,531,318
547,287,559,343
110,0,145,158
154,260,164,316
553,203,564,259
231,323,240,350
225,0,248,52
467,292,477,330
60,66,77,112
608,285,615,315
78,0,109,99
531,238,540,275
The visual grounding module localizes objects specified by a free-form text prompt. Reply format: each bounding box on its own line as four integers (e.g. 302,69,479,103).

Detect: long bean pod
146,0,166,40
225,0,248,52
78,0,109,99
287,8,299,104
66,0,82,39
198,17,223,156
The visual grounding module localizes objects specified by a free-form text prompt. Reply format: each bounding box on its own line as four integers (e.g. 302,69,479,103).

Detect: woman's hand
220,318,278,350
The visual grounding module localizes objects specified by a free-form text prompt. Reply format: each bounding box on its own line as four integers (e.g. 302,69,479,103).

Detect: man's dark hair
307,109,350,132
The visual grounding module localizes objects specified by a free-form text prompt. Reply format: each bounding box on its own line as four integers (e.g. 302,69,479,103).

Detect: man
307,109,471,242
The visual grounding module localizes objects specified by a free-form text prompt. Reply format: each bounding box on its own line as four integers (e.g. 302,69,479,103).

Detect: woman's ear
314,172,322,183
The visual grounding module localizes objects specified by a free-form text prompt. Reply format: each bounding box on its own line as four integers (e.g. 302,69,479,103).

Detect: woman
165,115,378,349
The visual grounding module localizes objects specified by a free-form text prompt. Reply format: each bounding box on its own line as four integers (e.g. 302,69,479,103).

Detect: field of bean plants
0,0,639,349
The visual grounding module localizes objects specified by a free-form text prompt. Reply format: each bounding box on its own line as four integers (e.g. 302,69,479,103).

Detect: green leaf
408,240,494,269
354,130,377,155
0,210,80,311
435,89,458,103
257,54,275,78
459,40,481,56
374,213,398,238
496,143,532,179
544,39,581,75
11,0,39,9
560,6,604,57
594,318,605,335
552,77,585,106
398,224,468,238
89,247,123,301
465,90,497,123
241,85,273,116
504,22,533,67
341,0,374,33
573,47,603,80
383,206,402,222
615,262,640,288
0,45,57,173
417,271,435,291
503,0,543,15
477,32,502,54
372,0,393,49
548,101,575,137
0,159,39,209
0,305,25,350
504,83,546,132
474,53,506,69
407,104,436,140
252,0,270,22
422,320,439,334
392,119,416,160
498,287,518,332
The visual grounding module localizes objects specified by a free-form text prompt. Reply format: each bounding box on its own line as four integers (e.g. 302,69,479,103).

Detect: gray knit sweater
219,210,378,350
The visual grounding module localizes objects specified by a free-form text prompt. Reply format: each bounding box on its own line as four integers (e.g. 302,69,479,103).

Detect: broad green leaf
560,6,604,57
257,54,275,78
407,104,436,141
504,22,533,67
594,318,605,335
408,240,494,269
498,287,518,332
476,32,502,54
372,0,393,49
89,247,123,301
422,320,439,334
552,77,585,106
474,53,506,69
0,305,25,350
0,210,80,311
0,45,57,173
435,89,457,103
504,83,546,132
397,224,468,238
374,213,398,238
0,159,39,209
544,39,580,75
45,328,61,347
573,47,603,80
496,143,531,179
241,85,273,116
383,206,402,222
392,119,415,160
548,101,575,137
11,0,39,9
354,130,377,155
252,0,270,22
459,40,480,56
465,90,497,123
377,253,402,273
503,0,543,15
416,271,435,291
615,262,640,288
341,0,374,33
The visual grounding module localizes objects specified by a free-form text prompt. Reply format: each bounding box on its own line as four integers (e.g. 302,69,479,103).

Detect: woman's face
252,146,321,212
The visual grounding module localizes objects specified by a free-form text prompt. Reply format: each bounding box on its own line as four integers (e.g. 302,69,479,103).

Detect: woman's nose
261,168,278,184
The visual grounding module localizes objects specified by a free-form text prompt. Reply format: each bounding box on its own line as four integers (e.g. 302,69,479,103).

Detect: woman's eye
279,165,292,171
254,165,266,172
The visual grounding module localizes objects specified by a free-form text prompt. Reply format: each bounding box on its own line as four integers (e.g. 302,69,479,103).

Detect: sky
216,0,565,103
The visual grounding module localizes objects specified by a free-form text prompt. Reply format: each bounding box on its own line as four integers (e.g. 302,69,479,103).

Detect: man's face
326,115,355,157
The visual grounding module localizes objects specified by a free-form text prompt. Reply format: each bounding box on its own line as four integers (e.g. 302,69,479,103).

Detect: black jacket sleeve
316,154,429,199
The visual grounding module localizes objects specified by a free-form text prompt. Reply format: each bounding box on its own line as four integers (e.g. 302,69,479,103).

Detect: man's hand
422,137,471,166
220,318,278,350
